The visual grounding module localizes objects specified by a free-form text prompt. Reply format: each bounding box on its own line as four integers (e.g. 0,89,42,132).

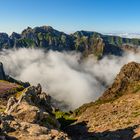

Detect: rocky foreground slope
0,83,69,140
67,62,140,140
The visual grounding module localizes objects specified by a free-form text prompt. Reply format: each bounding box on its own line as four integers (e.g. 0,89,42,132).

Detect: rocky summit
99,61,140,102
0,26,140,59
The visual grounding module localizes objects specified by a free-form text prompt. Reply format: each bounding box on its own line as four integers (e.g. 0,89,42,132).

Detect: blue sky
0,0,140,34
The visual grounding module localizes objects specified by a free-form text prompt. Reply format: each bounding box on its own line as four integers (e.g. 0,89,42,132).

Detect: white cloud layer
0,48,140,110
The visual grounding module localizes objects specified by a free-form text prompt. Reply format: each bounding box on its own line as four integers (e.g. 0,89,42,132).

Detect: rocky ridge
0,26,140,59
99,61,140,102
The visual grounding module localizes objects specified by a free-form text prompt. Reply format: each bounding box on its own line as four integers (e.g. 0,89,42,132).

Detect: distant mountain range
0,31,140,139
0,26,140,59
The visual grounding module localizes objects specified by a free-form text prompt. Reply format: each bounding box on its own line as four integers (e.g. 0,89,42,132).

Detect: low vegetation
54,111,76,129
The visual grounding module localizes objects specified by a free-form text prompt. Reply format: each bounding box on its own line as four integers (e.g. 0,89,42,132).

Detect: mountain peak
99,61,140,102
40,25,53,30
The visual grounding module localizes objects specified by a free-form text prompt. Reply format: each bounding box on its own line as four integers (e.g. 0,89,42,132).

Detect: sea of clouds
0,48,140,110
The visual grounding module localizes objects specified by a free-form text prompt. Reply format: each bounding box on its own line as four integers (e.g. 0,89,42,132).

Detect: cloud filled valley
0,48,140,110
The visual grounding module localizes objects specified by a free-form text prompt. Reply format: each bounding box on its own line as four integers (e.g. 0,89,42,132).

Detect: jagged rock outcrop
0,84,69,140
99,61,140,102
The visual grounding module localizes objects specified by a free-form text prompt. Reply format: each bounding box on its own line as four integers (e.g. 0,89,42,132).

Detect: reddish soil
0,81,19,94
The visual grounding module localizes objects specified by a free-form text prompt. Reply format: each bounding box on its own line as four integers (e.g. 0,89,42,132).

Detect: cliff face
0,26,140,59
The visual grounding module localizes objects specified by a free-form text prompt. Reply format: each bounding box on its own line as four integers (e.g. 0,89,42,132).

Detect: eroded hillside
67,62,140,140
